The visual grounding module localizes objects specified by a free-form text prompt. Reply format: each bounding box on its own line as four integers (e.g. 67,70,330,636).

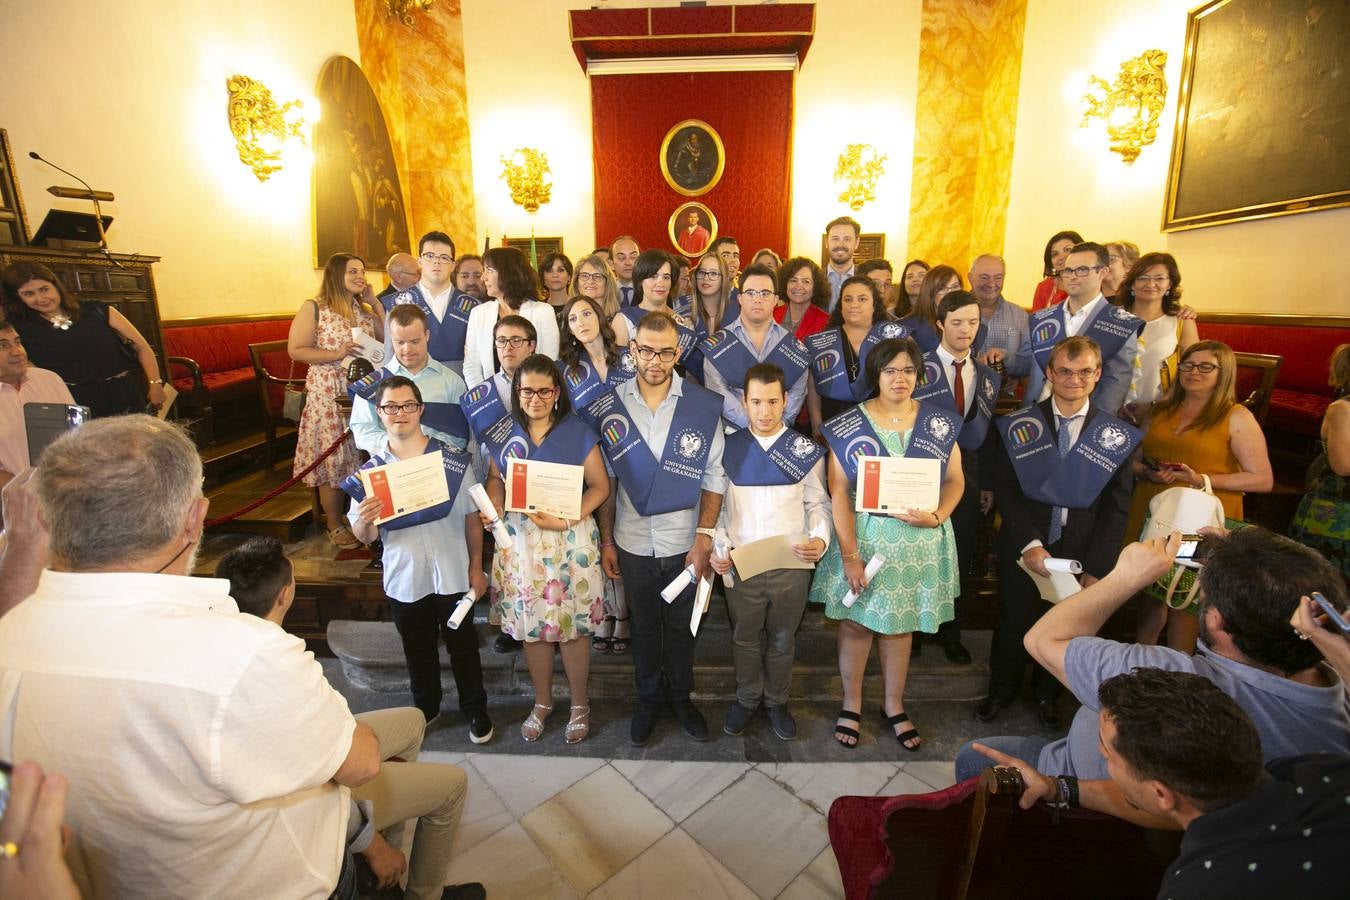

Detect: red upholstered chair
248,339,305,468
1232,351,1281,425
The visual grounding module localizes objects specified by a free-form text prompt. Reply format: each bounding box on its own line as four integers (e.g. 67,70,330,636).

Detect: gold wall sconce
385,0,436,28
834,144,887,211
500,148,552,214
225,74,309,182
1082,49,1168,164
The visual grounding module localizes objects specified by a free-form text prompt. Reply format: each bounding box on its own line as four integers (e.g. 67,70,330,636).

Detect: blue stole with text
820,402,963,486
1028,302,1143,373
806,321,910,403
384,285,477,364
481,412,598,479
347,367,470,441
912,351,1002,449
340,437,470,533
996,403,1140,508
462,377,510,442
701,326,808,392
589,383,723,516
561,357,634,429
723,426,826,487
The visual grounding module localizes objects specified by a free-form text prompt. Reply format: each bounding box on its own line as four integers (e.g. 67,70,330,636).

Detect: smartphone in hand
1311,592,1350,636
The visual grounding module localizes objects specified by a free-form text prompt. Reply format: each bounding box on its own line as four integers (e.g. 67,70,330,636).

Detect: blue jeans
954,735,1051,782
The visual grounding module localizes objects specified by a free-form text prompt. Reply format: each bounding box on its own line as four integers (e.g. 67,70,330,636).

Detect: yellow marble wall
354,0,477,263
907,0,1026,275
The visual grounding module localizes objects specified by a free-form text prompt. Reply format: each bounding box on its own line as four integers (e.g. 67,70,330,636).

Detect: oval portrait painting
660,120,725,197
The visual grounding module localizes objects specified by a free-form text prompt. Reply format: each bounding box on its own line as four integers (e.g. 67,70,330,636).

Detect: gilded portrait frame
660,120,725,197
668,202,718,259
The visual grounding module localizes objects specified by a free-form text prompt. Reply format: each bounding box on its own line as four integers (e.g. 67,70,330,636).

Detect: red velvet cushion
1199,322,1349,397
1267,388,1331,434
163,319,293,376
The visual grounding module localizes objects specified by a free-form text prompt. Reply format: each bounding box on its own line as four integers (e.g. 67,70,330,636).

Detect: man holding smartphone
0,321,74,492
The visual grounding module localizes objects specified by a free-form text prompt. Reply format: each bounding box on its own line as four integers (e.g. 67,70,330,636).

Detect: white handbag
1139,475,1225,543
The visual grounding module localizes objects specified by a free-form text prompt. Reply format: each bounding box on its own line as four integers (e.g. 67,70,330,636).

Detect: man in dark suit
977,335,1135,728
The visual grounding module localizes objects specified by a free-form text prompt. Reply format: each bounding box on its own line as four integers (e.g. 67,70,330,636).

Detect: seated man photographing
216,537,482,900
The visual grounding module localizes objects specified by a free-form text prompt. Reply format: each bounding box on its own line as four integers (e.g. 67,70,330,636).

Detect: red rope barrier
204,429,353,528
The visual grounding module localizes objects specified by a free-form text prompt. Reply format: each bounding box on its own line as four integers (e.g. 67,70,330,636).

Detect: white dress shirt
461,299,561,388
935,344,975,417
721,425,832,549
418,280,455,322
1063,294,1106,337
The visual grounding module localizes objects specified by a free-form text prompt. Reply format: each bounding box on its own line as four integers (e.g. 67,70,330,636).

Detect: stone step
327,606,991,703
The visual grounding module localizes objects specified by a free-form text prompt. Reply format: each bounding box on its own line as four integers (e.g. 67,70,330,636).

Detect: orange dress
1124,405,1244,543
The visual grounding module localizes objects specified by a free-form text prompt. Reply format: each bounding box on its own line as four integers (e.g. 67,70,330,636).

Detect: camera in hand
1175,533,1209,563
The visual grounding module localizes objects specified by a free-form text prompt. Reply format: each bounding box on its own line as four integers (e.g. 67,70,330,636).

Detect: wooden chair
248,340,303,468
829,768,1182,899
1233,351,1281,426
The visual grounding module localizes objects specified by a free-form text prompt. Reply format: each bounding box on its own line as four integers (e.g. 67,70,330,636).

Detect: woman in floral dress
287,252,383,548
483,354,610,743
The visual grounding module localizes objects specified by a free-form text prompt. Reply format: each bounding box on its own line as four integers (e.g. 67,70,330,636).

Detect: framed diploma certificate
505,458,584,520
361,451,451,525
854,456,940,514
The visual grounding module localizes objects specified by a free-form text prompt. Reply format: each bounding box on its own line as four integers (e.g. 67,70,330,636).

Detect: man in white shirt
711,363,830,740
823,216,861,311
0,416,379,899
383,230,479,376
610,235,640,307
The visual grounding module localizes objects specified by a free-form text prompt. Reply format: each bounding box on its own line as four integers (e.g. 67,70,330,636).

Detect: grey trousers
724,567,811,707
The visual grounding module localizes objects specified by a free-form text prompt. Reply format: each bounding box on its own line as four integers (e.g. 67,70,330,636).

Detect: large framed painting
1162,0,1350,231
669,202,717,258
660,120,725,197
313,56,410,268
0,129,30,246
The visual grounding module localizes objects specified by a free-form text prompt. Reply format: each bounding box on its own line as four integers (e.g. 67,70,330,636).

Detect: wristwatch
149,379,165,385
695,527,716,540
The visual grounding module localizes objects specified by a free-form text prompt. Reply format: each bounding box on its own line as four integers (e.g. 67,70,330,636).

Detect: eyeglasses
1051,366,1100,381
517,387,557,400
696,270,722,280
1134,275,1170,285
1055,265,1102,278
376,401,422,415
880,366,918,379
576,271,606,283
420,252,453,264
1178,361,1219,374
740,289,777,301
634,345,679,363
494,336,534,348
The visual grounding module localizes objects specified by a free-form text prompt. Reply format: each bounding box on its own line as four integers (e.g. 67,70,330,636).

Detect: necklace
48,313,72,330
873,399,916,425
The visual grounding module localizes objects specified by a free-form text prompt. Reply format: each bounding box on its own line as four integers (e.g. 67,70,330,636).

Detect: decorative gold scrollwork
1082,50,1169,164
225,74,307,182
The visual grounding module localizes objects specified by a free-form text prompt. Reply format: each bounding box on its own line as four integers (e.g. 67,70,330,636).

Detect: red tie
952,359,966,414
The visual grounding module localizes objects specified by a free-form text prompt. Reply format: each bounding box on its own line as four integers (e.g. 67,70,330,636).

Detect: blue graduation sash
821,402,962,484
723,426,826,487
339,438,470,533
561,357,633,411
1029,302,1143,372
384,285,477,364
805,321,910,403
589,383,723,516
617,307,698,363
347,367,470,441
996,405,1140,508
481,412,598,478
462,377,510,441
912,352,1002,449
701,327,808,392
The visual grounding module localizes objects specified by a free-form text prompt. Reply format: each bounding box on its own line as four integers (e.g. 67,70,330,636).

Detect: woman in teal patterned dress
810,337,964,751
1289,344,1350,578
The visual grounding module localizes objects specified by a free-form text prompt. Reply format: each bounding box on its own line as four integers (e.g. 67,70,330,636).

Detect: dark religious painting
660,120,725,197
0,129,30,246
313,56,409,268
1162,0,1350,231
668,202,718,258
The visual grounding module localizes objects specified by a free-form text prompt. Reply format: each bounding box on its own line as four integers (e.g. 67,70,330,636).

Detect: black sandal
834,709,861,748
880,707,922,752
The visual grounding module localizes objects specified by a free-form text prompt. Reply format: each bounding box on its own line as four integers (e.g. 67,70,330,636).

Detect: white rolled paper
468,482,511,546
691,575,713,636
1044,557,1083,574
661,564,697,603
842,554,886,608
446,588,478,629
714,531,734,588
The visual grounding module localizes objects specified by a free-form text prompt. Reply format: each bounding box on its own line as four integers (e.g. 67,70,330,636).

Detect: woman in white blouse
1120,251,1199,419
462,246,561,387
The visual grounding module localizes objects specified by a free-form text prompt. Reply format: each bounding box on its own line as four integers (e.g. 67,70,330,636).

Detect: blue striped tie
1047,415,1081,546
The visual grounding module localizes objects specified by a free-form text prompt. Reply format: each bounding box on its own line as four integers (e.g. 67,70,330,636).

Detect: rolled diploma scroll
1044,558,1083,574
468,483,511,546
841,554,886,608
714,531,734,588
690,575,713,636
661,564,697,603
446,587,478,630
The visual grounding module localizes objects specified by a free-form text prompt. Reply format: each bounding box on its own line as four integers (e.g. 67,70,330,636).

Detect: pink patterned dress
293,302,377,487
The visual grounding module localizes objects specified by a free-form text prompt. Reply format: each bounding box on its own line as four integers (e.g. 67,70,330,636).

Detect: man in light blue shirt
968,254,1031,386
824,215,860,311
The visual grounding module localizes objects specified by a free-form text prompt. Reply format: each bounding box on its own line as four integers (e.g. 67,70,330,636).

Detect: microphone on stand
28,150,121,267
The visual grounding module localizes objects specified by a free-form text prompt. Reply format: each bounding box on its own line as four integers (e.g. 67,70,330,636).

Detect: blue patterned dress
809,408,960,634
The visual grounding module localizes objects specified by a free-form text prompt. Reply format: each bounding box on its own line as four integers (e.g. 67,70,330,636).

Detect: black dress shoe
766,704,797,741
630,701,660,746
975,694,1011,723
468,712,494,745
939,640,973,665
493,632,521,653
723,701,755,736
671,699,709,741
1038,699,1062,730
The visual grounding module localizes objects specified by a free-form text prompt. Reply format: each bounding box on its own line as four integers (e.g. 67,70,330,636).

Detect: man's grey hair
36,415,202,570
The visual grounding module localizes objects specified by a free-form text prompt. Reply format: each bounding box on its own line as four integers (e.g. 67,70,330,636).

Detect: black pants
389,592,488,721
938,448,983,646
618,548,698,705
987,543,1064,703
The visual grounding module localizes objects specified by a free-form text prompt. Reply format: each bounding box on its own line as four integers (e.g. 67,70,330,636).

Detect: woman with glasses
682,251,736,382
1289,344,1350,577
462,246,560,388
893,259,929,318
570,254,622,321
559,295,633,654
1101,240,1140,304
1119,252,1200,416
811,337,963,751
1030,230,1083,311
1127,340,1273,651
610,249,696,367
537,252,574,326
806,276,904,438
480,354,610,743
